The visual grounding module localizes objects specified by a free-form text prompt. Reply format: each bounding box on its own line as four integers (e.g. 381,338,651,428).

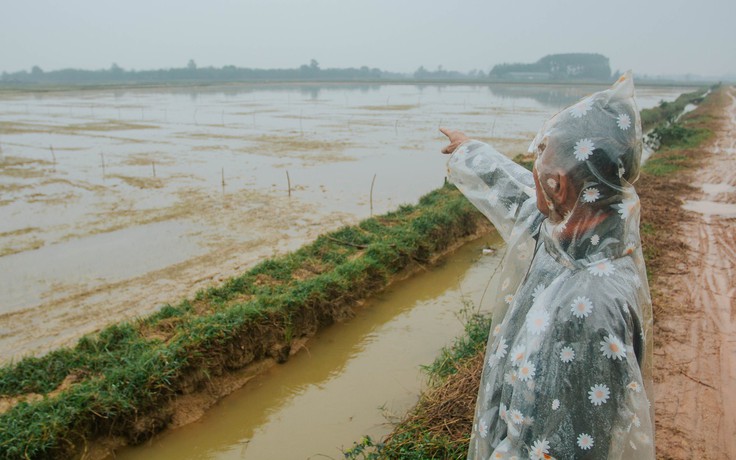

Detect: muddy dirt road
654,87,736,459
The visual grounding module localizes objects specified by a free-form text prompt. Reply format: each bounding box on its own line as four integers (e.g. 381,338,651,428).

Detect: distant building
491,53,611,82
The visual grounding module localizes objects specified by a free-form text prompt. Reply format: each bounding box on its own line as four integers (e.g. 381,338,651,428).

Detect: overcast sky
2,0,735,77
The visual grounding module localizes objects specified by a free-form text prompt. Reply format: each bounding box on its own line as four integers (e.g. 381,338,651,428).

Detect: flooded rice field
0,82,688,363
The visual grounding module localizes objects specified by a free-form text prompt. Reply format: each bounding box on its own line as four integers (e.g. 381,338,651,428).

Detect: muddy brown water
110,236,503,460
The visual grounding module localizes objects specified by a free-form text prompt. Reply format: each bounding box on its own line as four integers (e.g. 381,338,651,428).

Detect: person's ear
549,172,569,205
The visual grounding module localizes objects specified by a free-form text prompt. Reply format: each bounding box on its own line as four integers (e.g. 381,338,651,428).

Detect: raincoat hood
532,72,645,271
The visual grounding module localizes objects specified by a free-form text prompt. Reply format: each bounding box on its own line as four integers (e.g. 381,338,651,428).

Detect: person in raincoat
440,72,654,459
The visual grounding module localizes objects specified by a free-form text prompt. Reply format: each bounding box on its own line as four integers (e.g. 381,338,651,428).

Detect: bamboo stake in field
394,119,399,136
49,145,56,170
370,173,377,216
100,152,106,177
152,161,156,178
221,167,226,187
299,110,304,136
286,170,292,197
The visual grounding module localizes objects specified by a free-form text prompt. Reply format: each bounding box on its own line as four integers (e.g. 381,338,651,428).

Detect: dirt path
654,87,736,459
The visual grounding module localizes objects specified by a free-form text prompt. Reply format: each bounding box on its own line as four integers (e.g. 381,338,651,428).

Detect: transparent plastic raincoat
447,73,654,459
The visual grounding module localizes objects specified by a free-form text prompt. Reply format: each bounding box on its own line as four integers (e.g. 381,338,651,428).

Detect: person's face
532,162,550,217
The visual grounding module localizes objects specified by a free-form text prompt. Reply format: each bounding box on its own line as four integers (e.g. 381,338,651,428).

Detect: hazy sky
2,0,735,77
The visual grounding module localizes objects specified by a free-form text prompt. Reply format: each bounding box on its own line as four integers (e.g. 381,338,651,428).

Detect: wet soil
653,87,736,459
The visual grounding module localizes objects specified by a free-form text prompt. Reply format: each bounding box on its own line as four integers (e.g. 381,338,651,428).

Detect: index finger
439,127,451,138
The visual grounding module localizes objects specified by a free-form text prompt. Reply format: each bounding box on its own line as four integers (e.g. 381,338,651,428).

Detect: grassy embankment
0,184,493,459
345,85,721,459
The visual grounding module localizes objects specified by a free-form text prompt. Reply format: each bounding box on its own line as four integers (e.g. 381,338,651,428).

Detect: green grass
640,87,710,132
0,182,489,460
640,85,719,177
643,153,692,176
420,302,492,385
346,432,469,460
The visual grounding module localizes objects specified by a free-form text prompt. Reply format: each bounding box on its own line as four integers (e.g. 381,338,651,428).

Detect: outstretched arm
440,128,539,242
439,127,470,154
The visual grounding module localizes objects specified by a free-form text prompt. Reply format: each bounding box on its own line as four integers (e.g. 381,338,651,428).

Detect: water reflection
99,83,387,101
488,84,607,108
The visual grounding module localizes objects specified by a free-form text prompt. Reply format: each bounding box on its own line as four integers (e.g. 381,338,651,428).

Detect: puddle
701,182,736,196
676,103,698,121
111,236,504,460
682,200,736,218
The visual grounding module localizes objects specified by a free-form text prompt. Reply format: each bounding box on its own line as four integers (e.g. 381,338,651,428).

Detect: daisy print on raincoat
447,72,654,459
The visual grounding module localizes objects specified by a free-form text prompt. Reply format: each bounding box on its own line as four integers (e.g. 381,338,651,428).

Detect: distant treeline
1,59,403,85
1,54,621,86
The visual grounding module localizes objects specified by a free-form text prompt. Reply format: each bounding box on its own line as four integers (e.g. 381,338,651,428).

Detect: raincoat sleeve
447,140,539,242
